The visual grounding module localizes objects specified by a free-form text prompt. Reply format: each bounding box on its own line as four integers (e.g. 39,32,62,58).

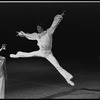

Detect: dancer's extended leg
45,53,75,86
10,50,44,58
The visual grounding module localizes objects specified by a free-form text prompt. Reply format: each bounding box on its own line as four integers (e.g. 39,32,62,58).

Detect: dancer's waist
40,49,52,54
40,45,52,51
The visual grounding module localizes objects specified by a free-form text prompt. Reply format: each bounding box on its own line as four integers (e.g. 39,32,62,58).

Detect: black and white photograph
0,1,100,99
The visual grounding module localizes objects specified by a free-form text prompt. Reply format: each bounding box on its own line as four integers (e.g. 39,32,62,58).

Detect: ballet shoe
67,80,75,86
10,54,19,58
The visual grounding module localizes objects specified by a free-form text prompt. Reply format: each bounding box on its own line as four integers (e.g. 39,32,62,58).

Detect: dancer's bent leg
45,53,75,86
10,50,44,58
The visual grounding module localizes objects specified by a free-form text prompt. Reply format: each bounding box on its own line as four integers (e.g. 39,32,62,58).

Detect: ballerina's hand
2,44,7,50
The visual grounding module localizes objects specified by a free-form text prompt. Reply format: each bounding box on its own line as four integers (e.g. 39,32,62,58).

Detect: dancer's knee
17,51,21,55
17,51,25,55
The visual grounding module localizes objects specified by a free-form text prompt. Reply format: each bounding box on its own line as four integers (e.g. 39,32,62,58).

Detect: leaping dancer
10,11,75,86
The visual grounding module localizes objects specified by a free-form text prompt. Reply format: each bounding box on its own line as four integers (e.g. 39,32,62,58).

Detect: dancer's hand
54,11,66,20
61,10,66,16
16,31,25,37
1,44,7,50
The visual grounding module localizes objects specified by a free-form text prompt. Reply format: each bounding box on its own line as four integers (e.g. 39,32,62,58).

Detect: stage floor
5,58,100,99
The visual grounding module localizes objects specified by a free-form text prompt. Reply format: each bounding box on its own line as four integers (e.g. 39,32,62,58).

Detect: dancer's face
37,26,43,33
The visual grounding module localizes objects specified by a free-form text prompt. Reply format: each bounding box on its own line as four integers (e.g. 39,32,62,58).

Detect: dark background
0,3,100,70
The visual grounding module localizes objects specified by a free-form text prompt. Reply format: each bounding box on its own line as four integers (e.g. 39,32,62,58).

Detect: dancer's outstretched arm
47,11,66,35
16,31,38,40
0,47,2,52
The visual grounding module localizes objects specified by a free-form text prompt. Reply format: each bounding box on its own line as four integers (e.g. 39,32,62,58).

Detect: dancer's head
37,25,43,33
37,23,44,33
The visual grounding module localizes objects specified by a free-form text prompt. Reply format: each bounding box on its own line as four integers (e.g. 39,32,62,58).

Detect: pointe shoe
10,54,19,58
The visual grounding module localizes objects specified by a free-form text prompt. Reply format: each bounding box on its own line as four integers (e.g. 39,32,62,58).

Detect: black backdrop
0,3,99,62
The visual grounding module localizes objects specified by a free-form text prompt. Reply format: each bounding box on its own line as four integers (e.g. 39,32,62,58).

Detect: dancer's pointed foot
67,80,75,86
10,54,19,58
66,75,75,86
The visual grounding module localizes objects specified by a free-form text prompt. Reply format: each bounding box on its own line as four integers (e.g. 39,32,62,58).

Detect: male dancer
0,44,7,98
10,11,75,86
